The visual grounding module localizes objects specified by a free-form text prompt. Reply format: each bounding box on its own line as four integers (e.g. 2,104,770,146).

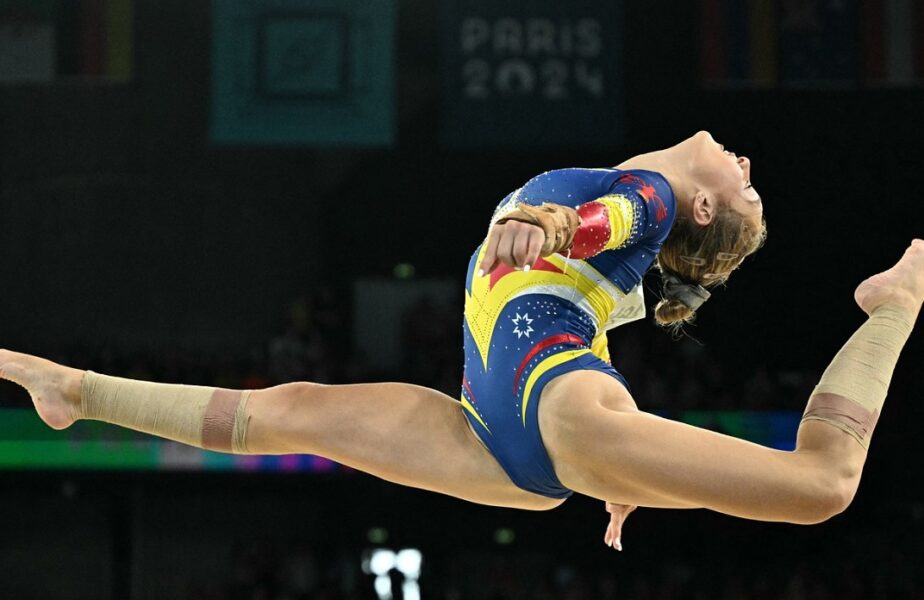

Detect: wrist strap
496,202,581,256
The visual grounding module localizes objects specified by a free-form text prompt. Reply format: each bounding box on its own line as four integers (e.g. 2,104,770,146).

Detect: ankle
871,302,919,324
68,369,89,420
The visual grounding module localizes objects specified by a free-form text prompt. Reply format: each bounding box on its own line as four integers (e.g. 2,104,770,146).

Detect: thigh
247,381,564,511
539,371,851,523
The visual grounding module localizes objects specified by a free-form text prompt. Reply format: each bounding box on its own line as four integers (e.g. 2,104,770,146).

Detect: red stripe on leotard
462,377,477,403
489,257,564,290
570,201,611,259
513,334,585,395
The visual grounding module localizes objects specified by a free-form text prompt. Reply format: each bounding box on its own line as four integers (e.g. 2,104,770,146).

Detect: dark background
1,0,923,598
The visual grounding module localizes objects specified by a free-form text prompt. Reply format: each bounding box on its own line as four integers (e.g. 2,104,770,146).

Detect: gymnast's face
682,131,763,227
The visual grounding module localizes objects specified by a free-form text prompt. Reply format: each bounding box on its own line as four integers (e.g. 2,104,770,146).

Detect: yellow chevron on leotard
460,395,490,433
465,245,570,368
521,349,592,426
465,245,621,370
597,194,638,251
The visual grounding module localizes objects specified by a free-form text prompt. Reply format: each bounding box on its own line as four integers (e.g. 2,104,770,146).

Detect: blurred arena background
1,0,923,598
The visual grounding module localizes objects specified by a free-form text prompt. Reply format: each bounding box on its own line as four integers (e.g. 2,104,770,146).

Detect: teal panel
211,0,394,146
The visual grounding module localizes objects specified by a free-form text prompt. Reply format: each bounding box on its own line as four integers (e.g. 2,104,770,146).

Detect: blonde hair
654,206,767,328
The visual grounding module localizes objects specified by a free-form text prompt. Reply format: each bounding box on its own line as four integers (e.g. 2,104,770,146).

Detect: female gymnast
1,131,921,552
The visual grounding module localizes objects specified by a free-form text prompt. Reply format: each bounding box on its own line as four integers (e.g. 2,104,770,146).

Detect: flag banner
861,0,924,85
210,0,395,146
0,0,133,83
440,0,623,147
778,0,857,86
700,0,778,87
700,0,923,88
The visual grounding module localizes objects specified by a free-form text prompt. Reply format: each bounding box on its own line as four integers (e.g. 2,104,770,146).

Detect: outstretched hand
478,221,546,276
603,502,636,551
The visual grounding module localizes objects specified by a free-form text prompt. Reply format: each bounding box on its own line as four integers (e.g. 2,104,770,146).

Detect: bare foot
855,240,924,318
0,350,85,430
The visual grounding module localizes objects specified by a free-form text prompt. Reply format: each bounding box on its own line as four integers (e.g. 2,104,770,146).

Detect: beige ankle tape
802,305,915,448
80,371,251,453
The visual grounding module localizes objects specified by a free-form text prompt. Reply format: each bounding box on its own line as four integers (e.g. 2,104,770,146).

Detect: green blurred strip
0,410,148,441
0,440,158,468
0,409,800,469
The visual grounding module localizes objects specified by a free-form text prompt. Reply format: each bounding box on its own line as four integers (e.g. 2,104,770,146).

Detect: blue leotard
460,168,677,498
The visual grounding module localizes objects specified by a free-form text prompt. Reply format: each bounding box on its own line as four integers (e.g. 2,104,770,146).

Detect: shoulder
607,170,676,225
523,167,621,189
505,168,625,211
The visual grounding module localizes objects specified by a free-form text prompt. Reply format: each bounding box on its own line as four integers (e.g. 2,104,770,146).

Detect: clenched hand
478,221,546,276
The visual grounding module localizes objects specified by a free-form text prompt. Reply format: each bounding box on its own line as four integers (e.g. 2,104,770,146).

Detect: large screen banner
440,0,624,147
211,0,394,146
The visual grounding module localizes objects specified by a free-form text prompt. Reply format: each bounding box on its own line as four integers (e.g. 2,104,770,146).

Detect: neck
616,148,695,216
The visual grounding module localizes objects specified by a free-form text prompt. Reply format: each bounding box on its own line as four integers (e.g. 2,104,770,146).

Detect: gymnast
1,131,921,552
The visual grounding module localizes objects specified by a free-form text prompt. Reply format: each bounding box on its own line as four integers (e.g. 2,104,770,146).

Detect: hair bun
653,297,695,327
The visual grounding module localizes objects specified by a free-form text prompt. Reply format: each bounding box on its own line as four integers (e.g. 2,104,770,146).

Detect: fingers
478,226,502,276
512,230,530,269
526,228,544,267
603,518,622,551
603,503,637,551
497,229,516,269
604,520,616,546
607,515,624,551
478,222,546,276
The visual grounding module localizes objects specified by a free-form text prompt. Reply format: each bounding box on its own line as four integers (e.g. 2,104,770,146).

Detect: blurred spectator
268,297,329,385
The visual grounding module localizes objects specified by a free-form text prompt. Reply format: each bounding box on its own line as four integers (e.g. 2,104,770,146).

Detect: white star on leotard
511,313,534,339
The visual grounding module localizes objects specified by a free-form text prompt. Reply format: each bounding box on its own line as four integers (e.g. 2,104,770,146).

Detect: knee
248,381,329,426
266,381,327,401
792,471,859,525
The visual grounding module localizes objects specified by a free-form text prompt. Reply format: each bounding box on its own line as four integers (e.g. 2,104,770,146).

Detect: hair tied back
661,272,712,311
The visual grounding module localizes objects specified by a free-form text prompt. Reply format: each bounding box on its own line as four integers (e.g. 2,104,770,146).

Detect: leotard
460,168,677,498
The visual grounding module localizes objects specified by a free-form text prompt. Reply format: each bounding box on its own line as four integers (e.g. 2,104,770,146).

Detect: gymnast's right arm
479,190,650,275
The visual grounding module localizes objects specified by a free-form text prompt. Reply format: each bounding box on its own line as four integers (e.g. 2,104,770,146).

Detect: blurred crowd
185,529,922,600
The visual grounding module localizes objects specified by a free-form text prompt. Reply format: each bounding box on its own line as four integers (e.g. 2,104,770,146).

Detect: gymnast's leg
540,240,923,524
0,355,562,511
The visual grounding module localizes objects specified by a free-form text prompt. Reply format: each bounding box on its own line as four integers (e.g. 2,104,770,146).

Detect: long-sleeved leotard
461,168,677,498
